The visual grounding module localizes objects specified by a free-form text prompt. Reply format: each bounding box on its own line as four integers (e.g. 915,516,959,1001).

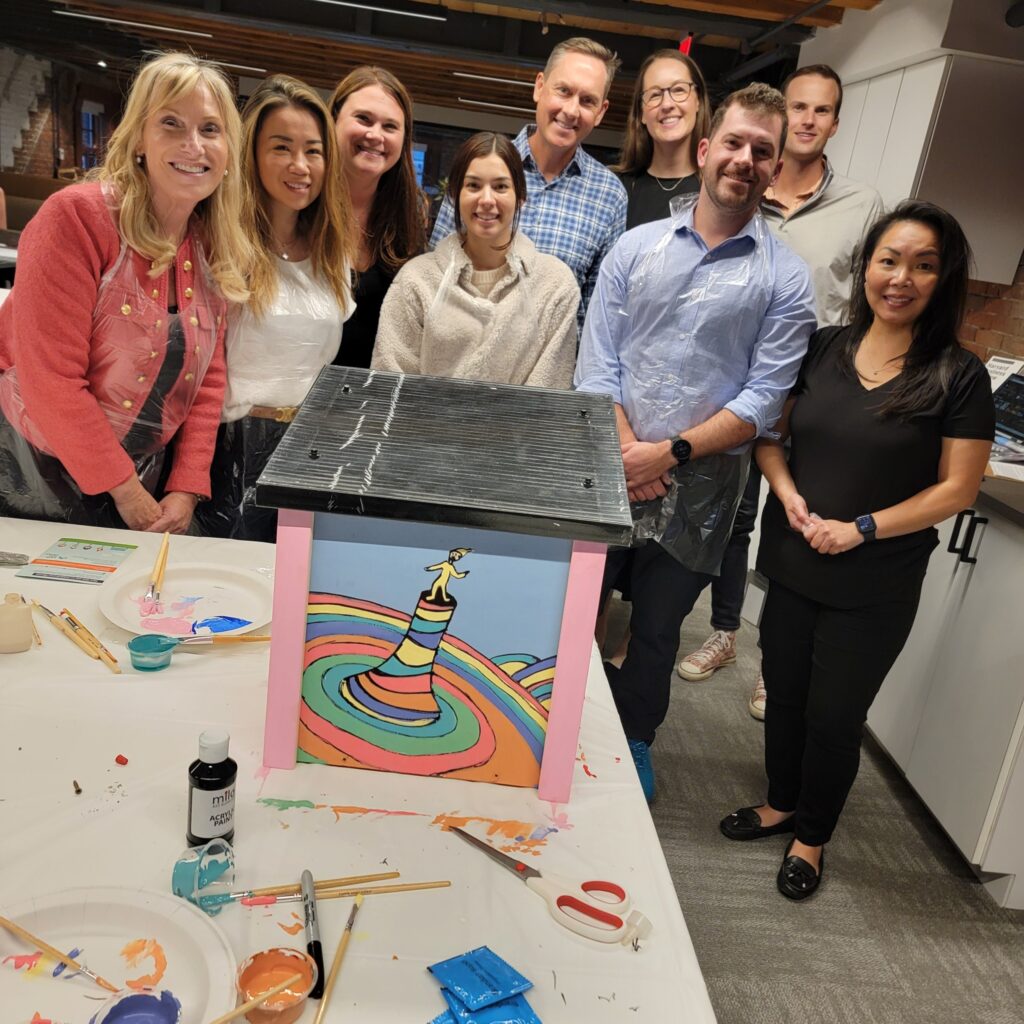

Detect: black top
333,260,396,369
617,170,701,230
758,326,995,607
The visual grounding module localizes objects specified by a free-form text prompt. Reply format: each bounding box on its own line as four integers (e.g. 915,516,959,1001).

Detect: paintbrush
241,879,451,906
176,634,271,646
312,894,362,1024
198,870,399,909
32,601,99,660
0,914,119,993
141,532,170,613
206,972,303,1024
61,608,121,674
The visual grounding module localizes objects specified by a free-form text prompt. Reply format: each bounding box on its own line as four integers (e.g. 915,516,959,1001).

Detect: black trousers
602,540,713,745
760,577,923,845
709,464,762,633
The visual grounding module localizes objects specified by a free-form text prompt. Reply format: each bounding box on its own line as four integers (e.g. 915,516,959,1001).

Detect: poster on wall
299,514,572,788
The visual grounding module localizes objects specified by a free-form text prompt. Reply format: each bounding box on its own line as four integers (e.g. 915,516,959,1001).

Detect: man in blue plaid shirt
430,37,628,328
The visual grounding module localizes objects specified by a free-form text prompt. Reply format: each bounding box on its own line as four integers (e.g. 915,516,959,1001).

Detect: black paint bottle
187,730,237,847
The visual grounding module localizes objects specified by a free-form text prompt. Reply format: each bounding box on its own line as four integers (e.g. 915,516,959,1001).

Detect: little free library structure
256,368,632,802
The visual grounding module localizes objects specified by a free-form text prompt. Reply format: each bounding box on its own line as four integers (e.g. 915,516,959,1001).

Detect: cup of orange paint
235,947,318,1024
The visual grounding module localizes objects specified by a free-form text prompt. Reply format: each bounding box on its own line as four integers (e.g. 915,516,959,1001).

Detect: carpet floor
605,592,1024,1024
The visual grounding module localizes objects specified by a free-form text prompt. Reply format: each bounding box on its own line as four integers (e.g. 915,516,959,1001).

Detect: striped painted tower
339,590,455,725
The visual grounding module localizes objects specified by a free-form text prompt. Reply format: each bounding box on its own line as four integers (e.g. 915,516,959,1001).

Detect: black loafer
720,806,796,841
777,839,824,901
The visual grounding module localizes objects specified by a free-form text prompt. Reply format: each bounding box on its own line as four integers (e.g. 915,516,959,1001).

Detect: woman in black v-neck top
721,201,995,901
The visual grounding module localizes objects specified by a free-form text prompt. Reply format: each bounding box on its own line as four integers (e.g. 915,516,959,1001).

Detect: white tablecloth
0,516,716,1023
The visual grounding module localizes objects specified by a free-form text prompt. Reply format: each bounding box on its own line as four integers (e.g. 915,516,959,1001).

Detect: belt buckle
274,406,297,423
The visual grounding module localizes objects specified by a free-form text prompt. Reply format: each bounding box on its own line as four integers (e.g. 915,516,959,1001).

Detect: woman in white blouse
197,74,356,540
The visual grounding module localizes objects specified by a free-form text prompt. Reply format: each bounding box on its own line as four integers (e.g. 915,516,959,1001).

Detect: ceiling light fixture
54,10,213,38
452,71,533,89
540,12,549,35
97,59,107,68
305,0,447,22
218,61,270,73
458,97,536,115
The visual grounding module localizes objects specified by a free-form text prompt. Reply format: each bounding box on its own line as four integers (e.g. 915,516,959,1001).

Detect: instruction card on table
16,536,138,585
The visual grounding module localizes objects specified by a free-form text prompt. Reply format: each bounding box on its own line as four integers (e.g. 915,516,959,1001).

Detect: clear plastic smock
0,241,221,526
577,196,792,574
194,259,352,541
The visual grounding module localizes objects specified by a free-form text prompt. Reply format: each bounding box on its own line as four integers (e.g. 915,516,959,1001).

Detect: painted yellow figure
425,547,472,603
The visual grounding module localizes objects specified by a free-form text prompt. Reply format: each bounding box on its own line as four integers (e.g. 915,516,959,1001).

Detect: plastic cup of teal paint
90,987,182,1024
127,634,178,671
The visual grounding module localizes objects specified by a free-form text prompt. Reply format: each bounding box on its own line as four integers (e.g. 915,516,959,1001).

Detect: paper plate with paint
0,886,237,1024
99,562,273,637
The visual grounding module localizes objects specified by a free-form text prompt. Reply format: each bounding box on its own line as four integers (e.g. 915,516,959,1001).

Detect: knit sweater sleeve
371,256,430,374
164,309,226,499
524,260,579,390
8,185,135,494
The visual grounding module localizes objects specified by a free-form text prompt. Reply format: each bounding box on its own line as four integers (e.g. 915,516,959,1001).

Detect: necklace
652,174,685,193
273,234,302,261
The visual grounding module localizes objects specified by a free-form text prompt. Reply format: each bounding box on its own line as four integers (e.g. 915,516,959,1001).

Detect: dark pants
602,541,713,745
760,577,923,845
709,464,762,632
193,417,288,542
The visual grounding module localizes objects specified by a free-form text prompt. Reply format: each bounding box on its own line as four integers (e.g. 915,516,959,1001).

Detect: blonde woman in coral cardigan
0,53,250,532
373,132,578,389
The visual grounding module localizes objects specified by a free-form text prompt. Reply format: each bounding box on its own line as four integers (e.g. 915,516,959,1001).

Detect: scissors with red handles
450,826,651,945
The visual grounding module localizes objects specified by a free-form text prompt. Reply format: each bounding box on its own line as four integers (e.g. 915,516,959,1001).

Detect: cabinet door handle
947,508,975,555
959,514,988,564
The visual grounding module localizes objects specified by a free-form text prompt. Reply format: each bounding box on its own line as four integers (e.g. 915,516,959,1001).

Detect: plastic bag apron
622,197,763,574
0,242,218,527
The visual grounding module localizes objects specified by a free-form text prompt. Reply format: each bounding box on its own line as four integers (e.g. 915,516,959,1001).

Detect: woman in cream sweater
372,132,579,389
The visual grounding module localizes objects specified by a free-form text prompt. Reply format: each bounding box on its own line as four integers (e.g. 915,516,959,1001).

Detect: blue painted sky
310,514,572,658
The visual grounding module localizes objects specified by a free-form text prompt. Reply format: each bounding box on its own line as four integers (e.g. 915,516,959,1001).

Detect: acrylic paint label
189,783,235,839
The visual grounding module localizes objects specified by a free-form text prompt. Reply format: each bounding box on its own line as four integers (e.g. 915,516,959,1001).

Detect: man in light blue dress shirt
431,37,628,329
575,83,817,800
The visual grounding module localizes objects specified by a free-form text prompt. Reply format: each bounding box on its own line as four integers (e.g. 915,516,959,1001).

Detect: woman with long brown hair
196,74,357,541
613,49,709,229
373,132,578,387
0,52,249,532
329,66,425,368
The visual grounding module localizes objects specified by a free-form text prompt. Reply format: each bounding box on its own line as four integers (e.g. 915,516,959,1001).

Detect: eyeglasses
641,82,696,108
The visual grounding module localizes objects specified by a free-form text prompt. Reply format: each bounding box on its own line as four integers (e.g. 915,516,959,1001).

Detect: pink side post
262,508,315,769
538,540,607,802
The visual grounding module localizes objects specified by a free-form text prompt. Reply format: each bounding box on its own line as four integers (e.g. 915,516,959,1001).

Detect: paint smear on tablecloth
3,951,43,972
277,913,305,937
120,938,167,990
257,798,565,853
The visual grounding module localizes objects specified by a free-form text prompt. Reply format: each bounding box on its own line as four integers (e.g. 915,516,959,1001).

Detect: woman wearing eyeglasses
612,50,710,229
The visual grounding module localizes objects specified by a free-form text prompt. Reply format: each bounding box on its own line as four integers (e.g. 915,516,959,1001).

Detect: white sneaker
749,673,767,720
677,630,737,681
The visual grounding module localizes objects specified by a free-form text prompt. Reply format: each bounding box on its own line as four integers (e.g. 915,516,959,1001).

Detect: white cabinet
867,497,1024,907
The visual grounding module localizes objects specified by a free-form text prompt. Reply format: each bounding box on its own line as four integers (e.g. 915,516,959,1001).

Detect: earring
223,170,228,178
135,154,144,166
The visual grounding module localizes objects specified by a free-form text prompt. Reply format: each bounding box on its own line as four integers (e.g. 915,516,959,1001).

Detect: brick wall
0,47,51,171
961,257,1024,363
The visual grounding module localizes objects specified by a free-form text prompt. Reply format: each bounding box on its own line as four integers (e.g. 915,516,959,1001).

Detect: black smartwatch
855,513,877,542
670,437,692,466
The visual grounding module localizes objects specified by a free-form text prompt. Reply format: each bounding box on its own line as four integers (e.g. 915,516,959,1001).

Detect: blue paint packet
441,989,542,1024
428,946,533,1011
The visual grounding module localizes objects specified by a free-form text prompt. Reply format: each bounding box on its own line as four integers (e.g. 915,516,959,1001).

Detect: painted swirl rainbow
298,592,554,787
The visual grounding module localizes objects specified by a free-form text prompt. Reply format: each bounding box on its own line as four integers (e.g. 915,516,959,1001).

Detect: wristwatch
670,437,693,466
855,513,877,542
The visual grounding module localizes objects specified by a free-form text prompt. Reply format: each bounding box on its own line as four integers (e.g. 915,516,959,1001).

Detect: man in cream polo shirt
761,64,884,324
